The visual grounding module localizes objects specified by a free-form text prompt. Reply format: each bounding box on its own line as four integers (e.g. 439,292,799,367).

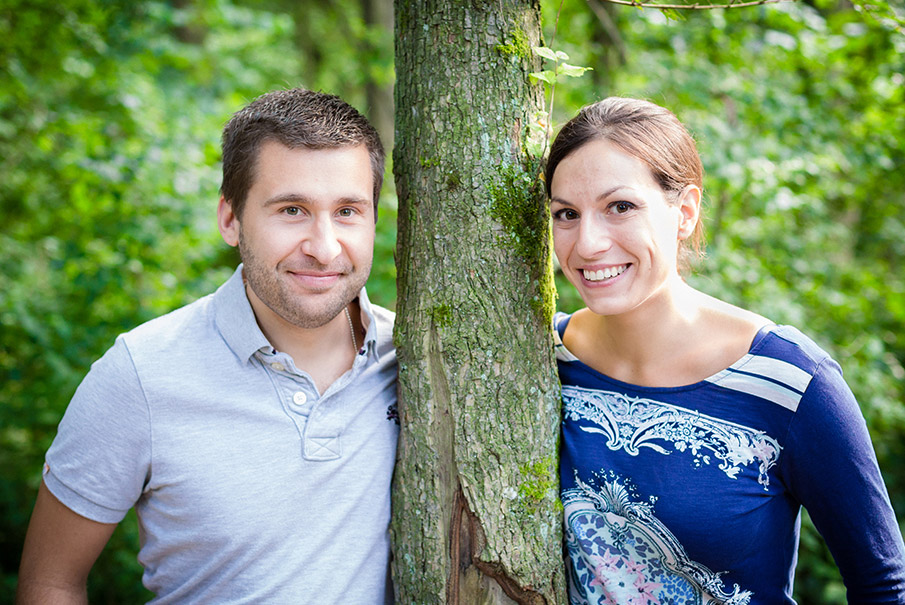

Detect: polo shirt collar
357,286,383,362
214,264,384,363
213,265,272,363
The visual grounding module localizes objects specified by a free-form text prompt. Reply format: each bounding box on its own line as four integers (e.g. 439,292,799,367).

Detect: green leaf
532,46,559,61
529,70,556,85
557,63,593,78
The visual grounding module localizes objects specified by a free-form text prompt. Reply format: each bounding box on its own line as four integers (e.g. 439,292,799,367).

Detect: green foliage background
1,0,902,602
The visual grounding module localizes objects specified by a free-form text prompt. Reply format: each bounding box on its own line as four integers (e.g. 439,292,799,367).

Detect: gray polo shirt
44,266,398,604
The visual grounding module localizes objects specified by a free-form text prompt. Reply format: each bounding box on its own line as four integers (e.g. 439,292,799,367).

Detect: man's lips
285,269,345,289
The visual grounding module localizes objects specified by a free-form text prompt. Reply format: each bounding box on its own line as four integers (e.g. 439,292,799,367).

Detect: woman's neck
565,280,770,387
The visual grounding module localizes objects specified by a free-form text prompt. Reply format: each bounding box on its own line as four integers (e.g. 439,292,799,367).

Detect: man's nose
300,217,342,264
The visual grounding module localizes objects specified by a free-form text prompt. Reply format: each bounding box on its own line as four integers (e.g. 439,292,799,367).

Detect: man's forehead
252,141,373,182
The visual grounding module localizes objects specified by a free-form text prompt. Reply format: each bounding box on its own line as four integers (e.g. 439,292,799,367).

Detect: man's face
218,140,376,330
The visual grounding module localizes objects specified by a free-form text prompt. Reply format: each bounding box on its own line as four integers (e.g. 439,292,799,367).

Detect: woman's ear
676,185,702,241
217,196,240,247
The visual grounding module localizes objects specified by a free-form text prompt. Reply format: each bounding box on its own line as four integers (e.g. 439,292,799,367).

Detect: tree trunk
392,1,565,603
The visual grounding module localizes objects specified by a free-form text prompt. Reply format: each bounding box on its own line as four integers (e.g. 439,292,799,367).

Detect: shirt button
292,391,308,406
271,362,285,372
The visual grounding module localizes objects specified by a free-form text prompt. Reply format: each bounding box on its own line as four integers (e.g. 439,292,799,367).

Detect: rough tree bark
392,1,565,603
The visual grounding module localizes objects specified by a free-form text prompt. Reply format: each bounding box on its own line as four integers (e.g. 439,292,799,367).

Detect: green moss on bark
487,163,556,323
428,304,453,327
487,164,544,262
518,457,557,507
495,28,531,60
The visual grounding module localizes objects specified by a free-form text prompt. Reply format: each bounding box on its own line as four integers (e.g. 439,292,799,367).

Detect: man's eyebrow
336,196,372,206
262,193,373,207
262,193,311,207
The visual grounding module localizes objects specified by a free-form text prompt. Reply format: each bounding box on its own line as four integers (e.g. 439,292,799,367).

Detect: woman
547,97,905,604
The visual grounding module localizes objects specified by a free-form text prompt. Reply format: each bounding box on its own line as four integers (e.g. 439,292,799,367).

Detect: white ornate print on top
561,385,782,488
563,473,753,605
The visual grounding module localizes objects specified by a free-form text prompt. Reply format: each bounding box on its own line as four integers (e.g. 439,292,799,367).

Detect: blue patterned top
555,313,905,604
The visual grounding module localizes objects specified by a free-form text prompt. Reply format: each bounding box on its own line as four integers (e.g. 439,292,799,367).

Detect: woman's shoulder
552,310,572,334
674,293,769,374
749,324,838,376
552,310,580,362
698,293,835,366
696,292,771,336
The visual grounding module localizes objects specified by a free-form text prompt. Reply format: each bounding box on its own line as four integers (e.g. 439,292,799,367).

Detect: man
17,88,398,604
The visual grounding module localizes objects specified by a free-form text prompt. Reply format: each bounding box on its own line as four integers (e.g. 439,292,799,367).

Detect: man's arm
16,481,118,605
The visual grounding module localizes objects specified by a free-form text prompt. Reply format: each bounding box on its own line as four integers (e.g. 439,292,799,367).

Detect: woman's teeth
583,265,628,282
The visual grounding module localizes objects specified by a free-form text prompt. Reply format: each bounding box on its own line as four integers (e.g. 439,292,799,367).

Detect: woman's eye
613,201,633,214
553,208,578,221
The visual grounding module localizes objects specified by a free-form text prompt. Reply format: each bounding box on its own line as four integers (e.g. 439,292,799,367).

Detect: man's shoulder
119,291,219,357
68,290,223,415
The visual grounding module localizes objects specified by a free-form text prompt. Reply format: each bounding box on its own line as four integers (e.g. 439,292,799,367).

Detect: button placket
285,380,316,418
264,355,317,419
301,391,343,460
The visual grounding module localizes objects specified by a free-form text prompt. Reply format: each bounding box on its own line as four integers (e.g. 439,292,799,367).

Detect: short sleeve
781,358,905,602
44,336,152,524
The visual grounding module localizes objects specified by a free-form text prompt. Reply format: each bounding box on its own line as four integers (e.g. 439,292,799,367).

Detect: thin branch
593,0,798,9
540,0,567,162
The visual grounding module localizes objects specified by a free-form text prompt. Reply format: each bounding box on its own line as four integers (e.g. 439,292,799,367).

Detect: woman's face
550,138,699,318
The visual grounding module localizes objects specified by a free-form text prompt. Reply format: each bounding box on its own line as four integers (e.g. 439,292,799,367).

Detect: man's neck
249,293,362,393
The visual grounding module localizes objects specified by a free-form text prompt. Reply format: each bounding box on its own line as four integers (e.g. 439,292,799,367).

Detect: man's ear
676,185,701,241
217,196,239,247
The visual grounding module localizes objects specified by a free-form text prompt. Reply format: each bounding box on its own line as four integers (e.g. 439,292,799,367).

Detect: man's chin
273,291,360,330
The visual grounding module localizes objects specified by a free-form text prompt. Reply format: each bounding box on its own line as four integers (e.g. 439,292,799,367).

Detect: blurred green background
1,0,903,602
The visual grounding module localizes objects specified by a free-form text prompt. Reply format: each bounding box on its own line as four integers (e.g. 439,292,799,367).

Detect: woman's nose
574,215,612,259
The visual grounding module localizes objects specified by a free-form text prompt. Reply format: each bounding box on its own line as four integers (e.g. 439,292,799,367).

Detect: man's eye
284,207,301,216
338,208,354,218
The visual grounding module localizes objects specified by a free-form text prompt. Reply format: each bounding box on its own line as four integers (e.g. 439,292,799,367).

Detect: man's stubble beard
238,229,371,329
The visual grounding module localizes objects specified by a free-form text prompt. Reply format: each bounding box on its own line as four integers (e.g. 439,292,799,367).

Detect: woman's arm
783,358,905,603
